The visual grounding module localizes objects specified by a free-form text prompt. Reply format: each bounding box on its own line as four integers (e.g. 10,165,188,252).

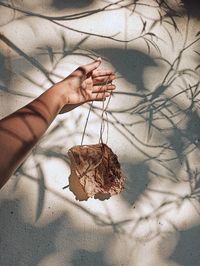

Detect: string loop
81,78,111,145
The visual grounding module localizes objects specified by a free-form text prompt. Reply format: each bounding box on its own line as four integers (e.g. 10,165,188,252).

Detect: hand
0,58,116,188
56,58,116,113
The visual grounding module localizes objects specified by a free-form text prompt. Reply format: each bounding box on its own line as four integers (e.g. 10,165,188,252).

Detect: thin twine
81,101,93,145
99,92,111,145
81,78,111,145
63,79,112,190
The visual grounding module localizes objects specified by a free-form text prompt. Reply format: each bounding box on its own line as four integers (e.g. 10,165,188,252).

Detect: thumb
84,57,101,74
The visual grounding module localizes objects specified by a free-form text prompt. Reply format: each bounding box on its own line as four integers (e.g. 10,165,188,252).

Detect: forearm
0,84,64,188
0,58,115,189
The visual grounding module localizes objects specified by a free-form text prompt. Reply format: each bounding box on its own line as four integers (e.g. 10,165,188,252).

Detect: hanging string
99,92,111,144
81,76,112,145
99,90,105,144
98,76,111,145
81,101,93,145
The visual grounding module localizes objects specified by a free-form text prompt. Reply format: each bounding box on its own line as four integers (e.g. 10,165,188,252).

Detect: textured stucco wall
0,1,200,265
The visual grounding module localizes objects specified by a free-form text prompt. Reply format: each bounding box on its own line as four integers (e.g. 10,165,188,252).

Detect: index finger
92,70,114,78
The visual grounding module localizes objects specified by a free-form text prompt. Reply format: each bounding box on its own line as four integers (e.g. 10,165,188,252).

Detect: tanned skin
0,58,116,189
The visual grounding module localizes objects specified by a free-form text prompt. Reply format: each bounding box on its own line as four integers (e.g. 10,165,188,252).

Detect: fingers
83,57,102,74
84,76,114,102
92,84,116,93
93,74,116,85
75,60,116,86
90,92,111,101
84,75,116,92
90,83,115,102
92,70,113,77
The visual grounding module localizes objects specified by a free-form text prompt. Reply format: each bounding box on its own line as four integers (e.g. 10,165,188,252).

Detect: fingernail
96,57,101,62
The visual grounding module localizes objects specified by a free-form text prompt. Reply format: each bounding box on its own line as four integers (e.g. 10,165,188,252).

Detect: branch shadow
186,110,200,147
0,1,200,265
0,52,11,90
166,107,200,165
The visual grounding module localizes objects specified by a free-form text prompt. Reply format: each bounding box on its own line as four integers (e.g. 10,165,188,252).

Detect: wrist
49,83,68,111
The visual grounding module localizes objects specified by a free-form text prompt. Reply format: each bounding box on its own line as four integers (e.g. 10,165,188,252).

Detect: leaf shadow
0,198,64,266
71,249,110,266
95,48,158,92
0,52,12,89
170,225,200,266
121,162,150,205
180,0,200,19
52,0,94,10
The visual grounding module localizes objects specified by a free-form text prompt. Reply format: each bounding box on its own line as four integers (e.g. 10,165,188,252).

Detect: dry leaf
68,143,125,201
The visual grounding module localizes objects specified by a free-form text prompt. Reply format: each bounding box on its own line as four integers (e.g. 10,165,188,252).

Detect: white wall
0,1,200,265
